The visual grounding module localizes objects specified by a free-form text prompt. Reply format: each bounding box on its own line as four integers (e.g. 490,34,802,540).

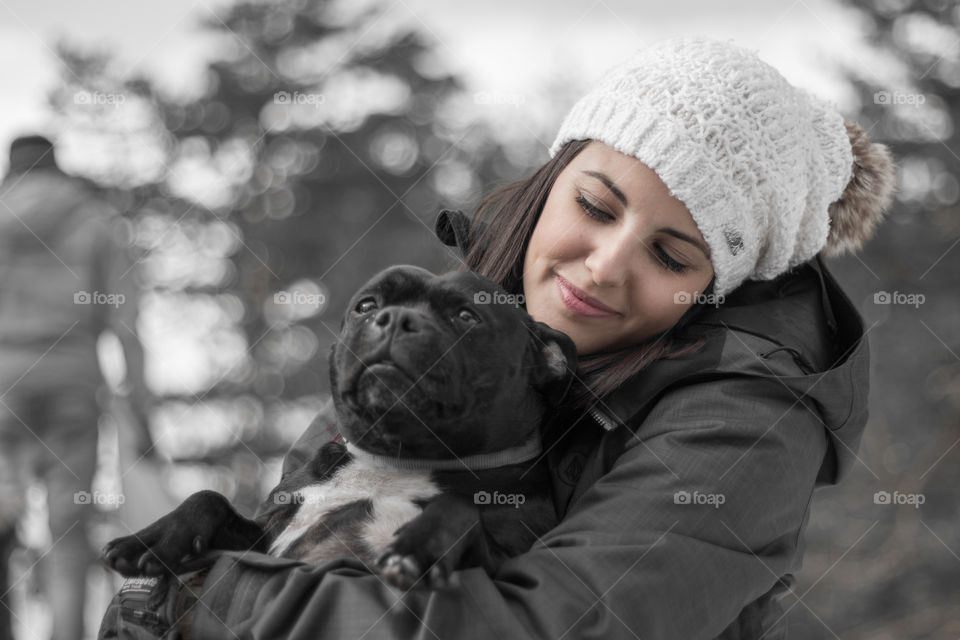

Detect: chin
553,323,591,355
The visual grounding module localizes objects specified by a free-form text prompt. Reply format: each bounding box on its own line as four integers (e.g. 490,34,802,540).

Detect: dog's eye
456,308,479,324
355,297,377,313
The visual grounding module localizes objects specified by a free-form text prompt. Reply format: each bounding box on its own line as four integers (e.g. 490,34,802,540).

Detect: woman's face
522,141,715,355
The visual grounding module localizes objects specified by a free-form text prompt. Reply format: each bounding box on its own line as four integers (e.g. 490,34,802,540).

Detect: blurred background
0,0,957,638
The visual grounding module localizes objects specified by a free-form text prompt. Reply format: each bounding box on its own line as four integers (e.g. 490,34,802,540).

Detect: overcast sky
0,0,871,169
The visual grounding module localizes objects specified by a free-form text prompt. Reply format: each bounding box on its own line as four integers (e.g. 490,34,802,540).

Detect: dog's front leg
102,490,268,576
376,493,503,590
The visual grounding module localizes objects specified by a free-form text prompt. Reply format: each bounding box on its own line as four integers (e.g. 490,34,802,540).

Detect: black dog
103,266,576,589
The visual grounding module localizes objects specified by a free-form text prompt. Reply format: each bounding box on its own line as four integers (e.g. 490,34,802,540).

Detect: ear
328,343,341,395
526,320,578,406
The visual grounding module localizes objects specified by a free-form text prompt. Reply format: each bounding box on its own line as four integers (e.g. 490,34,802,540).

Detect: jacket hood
434,209,870,486
601,256,869,486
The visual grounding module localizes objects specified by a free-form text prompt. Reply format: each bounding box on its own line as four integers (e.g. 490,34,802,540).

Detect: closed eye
578,193,690,273
652,244,690,274
576,194,614,223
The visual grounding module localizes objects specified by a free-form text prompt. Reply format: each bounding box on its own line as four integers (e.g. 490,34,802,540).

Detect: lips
345,360,414,415
364,360,410,378
555,275,619,317
344,355,404,395
358,359,412,385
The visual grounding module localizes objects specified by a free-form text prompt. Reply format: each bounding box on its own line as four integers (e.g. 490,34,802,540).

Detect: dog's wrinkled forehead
435,270,506,299
351,266,510,307
354,265,434,298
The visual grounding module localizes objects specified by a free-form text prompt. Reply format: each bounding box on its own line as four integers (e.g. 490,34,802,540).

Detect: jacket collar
594,255,864,424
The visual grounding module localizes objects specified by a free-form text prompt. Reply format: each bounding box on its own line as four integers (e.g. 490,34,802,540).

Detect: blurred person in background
0,135,152,640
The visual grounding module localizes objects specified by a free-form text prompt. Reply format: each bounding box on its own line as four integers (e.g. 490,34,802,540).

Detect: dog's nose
374,307,421,334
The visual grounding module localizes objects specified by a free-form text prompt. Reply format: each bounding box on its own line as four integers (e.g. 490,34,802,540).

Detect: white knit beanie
550,37,896,296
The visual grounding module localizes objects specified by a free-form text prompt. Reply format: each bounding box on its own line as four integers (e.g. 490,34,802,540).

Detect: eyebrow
582,170,711,261
583,171,628,205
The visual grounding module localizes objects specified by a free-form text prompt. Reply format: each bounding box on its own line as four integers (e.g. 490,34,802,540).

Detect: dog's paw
375,525,463,590
376,548,454,590
102,528,207,577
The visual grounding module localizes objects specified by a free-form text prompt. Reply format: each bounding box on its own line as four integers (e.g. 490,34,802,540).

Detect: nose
373,307,422,335
584,231,635,288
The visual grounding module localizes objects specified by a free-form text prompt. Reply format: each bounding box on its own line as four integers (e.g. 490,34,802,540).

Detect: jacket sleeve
187,370,828,640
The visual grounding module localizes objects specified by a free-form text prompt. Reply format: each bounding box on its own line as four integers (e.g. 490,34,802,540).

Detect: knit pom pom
824,122,897,256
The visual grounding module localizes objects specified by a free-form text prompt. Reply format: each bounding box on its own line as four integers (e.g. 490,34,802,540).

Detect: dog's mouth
340,354,471,426
342,358,416,413
355,358,414,388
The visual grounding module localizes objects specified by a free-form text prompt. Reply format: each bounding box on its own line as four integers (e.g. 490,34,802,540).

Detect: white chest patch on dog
269,451,441,563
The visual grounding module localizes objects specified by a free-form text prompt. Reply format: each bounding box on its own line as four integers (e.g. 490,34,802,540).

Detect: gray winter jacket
184,212,869,639
0,168,114,389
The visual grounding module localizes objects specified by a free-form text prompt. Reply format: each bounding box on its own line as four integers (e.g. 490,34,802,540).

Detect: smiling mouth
555,275,619,317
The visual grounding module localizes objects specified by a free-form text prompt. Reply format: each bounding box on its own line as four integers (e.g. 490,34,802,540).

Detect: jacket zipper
587,406,618,431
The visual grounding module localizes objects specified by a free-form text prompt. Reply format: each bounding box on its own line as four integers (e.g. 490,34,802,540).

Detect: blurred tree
843,0,960,244
787,1,960,638
47,0,524,512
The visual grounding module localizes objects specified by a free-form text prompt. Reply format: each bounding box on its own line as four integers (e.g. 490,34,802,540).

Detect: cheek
647,292,690,331
527,200,586,264
621,277,697,341
646,271,714,328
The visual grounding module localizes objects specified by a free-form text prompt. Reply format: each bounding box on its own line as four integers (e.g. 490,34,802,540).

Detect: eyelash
574,194,690,274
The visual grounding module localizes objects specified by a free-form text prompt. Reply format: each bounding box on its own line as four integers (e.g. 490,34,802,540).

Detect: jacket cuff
187,551,371,636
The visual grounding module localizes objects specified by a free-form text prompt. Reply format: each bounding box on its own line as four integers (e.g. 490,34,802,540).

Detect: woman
126,37,895,639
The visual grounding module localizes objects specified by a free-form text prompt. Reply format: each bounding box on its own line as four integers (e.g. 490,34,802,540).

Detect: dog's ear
328,343,340,395
526,320,578,406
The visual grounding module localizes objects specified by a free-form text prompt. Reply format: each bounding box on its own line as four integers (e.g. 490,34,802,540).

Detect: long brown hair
458,139,710,409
